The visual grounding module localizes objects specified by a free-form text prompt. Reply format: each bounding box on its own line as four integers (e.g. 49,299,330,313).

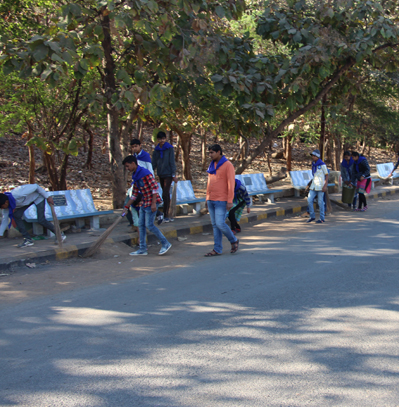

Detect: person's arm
322,166,329,192
226,163,235,210
152,151,158,173
359,160,371,181
169,149,177,182
391,159,399,176
0,209,9,237
148,174,160,212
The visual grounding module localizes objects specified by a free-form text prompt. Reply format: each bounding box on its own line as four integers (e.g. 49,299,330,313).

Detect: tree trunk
285,134,292,171
137,119,144,142
101,11,125,208
177,131,192,180
83,123,94,169
201,128,208,171
264,168,287,184
26,123,35,184
319,95,327,160
43,152,60,191
360,135,366,155
59,154,69,190
175,134,180,163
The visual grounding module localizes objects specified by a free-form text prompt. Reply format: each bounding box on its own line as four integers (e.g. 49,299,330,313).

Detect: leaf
32,44,49,62
211,74,224,82
215,6,225,19
255,109,264,119
293,31,302,43
125,90,134,102
79,59,88,70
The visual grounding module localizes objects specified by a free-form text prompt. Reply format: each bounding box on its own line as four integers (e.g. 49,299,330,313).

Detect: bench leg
371,181,375,190
294,189,300,198
32,223,44,236
266,194,275,204
75,219,85,229
192,203,201,214
90,216,100,230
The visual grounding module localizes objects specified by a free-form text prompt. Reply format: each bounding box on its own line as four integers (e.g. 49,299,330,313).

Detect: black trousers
228,200,246,230
160,176,173,218
358,178,371,209
13,200,55,239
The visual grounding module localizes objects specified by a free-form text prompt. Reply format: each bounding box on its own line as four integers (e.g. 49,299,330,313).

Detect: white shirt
310,164,328,191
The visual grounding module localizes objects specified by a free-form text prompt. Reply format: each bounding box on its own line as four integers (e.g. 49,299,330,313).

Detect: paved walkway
1,183,398,270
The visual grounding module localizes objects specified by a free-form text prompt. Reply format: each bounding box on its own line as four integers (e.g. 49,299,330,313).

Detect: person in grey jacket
0,184,65,247
152,131,178,222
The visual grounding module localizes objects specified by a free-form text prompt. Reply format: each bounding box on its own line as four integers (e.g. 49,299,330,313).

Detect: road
1,196,399,406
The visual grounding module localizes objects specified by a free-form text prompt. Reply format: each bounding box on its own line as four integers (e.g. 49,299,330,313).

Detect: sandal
204,250,221,257
231,239,239,254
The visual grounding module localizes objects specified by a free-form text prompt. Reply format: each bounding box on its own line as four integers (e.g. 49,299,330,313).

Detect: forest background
1,0,399,209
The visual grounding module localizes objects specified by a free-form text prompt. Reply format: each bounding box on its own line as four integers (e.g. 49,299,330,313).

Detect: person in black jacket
388,151,399,178
351,151,371,212
152,131,178,222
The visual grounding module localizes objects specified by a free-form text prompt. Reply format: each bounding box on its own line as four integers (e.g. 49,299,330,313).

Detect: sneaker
306,218,315,223
360,206,368,212
159,243,172,256
169,218,175,222
129,250,148,256
163,218,170,223
316,219,325,224
354,208,361,212
18,238,34,248
54,232,67,244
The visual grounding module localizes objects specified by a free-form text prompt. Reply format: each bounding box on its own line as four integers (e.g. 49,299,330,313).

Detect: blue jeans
139,205,169,251
207,200,237,254
307,190,325,221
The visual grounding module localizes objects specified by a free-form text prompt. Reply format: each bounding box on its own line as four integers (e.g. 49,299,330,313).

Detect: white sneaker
130,250,148,256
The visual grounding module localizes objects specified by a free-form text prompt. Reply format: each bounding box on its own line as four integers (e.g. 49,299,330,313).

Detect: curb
0,203,310,271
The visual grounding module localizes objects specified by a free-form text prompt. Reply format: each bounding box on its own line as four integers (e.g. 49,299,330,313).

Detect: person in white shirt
0,184,65,247
306,149,329,224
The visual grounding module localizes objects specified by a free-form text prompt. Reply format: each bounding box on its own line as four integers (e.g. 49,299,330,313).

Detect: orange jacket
206,160,235,203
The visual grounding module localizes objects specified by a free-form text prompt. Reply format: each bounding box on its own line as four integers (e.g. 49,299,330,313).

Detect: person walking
228,179,251,234
351,151,372,212
0,184,66,247
306,149,329,224
340,151,357,209
122,155,172,256
205,144,239,256
152,131,177,222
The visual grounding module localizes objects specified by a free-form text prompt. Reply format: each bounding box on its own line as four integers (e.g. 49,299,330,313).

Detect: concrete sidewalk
1,183,399,270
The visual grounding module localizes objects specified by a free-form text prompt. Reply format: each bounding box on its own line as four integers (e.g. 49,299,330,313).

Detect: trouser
13,200,55,239
228,200,246,230
160,176,173,218
207,200,237,254
358,178,371,209
307,190,325,221
138,205,169,251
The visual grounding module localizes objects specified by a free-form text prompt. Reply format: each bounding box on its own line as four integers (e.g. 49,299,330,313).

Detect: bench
376,163,399,185
235,173,282,204
158,180,205,214
289,170,336,197
23,189,114,235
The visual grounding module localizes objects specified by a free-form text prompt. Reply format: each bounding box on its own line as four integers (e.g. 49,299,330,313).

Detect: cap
310,149,321,158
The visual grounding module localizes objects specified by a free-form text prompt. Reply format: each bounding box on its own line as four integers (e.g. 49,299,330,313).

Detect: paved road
2,198,399,406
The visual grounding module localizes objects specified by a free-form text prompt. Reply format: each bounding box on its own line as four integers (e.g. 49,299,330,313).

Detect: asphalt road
1,197,399,406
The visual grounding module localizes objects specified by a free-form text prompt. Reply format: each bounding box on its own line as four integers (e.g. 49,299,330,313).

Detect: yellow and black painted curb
2,186,399,270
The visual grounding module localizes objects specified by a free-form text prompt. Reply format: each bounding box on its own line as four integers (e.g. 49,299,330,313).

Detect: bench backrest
23,189,99,220
157,180,199,203
235,173,269,192
376,163,394,178
290,170,313,187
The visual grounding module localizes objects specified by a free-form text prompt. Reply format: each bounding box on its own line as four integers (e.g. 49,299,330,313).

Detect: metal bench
290,170,335,197
158,180,205,214
23,189,113,235
376,163,399,185
235,173,282,204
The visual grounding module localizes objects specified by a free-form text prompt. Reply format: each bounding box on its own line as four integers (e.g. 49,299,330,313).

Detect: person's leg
207,200,223,254
358,193,365,209
307,190,316,220
317,191,325,221
145,206,169,247
36,200,56,234
13,205,32,239
160,176,173,219
228,208,238,230
214,201,237,244
138,207,147,252
352,193,357,209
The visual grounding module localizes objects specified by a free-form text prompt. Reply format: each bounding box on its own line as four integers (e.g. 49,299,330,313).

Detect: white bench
235,173,282,204
158,180,205,213
23,189,113,235
290,170,336,197
376,163,399,185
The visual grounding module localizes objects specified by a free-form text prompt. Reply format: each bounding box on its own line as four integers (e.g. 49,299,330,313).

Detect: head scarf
311,158,326,175
155,142,173,158
207,155,228,175
136,149,152,164
132,165,152,187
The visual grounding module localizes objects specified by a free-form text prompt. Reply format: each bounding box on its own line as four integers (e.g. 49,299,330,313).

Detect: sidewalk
1,183,399,270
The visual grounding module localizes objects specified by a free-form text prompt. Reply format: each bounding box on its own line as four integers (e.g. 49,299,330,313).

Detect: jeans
307,190,325,221
138,205,169,251
207,200,237,254
160,176,173,218
13,199,55,239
